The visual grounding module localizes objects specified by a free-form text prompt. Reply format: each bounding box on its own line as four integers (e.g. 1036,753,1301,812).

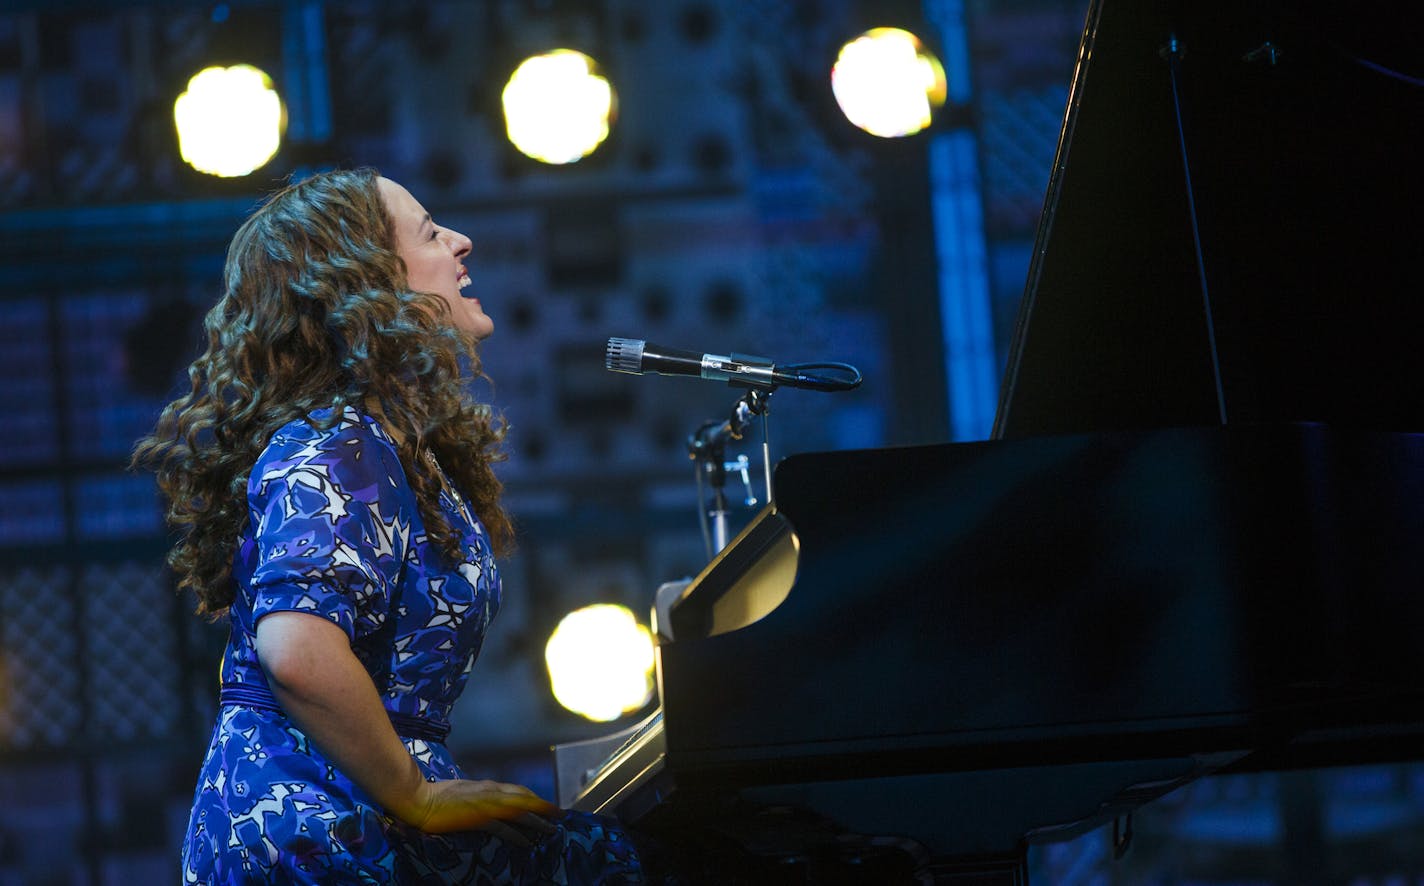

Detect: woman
134,168,644,883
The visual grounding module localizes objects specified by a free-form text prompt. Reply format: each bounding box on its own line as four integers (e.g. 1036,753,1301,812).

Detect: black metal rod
1163,36,1229,426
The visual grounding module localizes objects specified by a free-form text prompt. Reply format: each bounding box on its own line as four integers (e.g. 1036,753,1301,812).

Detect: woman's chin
465,319,494,342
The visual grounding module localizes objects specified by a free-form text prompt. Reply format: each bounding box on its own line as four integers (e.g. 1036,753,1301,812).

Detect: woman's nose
446,229,472,258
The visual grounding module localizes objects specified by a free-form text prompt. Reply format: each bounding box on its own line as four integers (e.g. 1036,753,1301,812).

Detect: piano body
555,0,1424,878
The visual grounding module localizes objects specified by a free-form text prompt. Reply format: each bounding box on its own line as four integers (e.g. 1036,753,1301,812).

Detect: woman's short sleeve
247,419,411,641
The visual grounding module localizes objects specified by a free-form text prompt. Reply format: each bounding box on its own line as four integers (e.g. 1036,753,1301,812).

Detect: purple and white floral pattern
182,408,642,884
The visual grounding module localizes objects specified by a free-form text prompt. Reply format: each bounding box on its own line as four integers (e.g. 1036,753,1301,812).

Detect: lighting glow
831,28,947,138
545,604,654,722
502,49,615,164
174,64,285,177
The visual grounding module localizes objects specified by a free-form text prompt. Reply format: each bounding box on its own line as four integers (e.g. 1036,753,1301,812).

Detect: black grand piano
554,0,1424,880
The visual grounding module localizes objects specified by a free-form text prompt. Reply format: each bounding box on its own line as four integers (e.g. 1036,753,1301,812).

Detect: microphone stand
688,387,773,558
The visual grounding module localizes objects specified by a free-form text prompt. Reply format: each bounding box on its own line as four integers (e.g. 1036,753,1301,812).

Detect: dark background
0,0,1419,882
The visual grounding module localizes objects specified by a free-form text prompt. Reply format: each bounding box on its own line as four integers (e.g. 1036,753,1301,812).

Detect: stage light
831,28,947,138
544,604,654,722
174,64,286,177
502,50,615,164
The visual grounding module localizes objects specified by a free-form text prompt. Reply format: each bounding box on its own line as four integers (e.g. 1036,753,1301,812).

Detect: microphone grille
605,337,645,374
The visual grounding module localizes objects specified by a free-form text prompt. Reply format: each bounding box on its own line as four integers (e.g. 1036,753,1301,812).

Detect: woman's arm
255,610,558,834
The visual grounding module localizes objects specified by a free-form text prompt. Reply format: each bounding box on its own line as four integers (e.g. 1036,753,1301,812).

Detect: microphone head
605,337,646,374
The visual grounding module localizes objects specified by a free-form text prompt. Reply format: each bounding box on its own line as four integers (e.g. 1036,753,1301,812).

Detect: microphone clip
722,353,778,390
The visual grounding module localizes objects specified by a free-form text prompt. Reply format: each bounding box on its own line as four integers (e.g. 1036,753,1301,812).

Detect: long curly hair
133,167,513,618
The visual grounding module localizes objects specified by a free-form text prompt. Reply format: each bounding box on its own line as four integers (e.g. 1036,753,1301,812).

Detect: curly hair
132,167,513,618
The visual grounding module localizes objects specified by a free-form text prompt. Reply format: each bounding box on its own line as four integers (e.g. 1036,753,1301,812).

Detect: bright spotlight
831,28,947,138
545,604,655,722
174,64,286,177
502,49,615,165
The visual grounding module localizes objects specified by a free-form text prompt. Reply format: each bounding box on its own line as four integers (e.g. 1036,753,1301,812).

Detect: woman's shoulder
255,405,404,481
268,405,397,444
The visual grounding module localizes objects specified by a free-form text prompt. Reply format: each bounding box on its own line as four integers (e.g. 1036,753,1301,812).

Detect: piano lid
994,0,1424,440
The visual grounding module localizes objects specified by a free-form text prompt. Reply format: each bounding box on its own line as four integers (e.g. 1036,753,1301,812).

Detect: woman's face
377,176,491,340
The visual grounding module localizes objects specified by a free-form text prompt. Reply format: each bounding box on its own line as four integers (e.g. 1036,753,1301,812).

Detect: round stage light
831,28,947,138
174,64,286,177
502,49,615,164
545,604,655,722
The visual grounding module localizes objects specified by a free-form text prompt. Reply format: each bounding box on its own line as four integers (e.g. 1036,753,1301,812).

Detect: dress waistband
219,682,451,744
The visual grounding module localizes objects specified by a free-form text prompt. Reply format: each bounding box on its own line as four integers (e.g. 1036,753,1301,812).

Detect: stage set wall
0,1,1419,882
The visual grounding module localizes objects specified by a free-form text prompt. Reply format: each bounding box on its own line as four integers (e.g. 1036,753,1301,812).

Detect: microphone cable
774,361,863,392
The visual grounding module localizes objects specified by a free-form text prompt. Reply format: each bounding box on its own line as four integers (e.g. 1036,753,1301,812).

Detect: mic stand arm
688,387,774,558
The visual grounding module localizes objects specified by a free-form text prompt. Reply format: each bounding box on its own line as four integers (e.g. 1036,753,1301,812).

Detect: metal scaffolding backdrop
1,1,1420,883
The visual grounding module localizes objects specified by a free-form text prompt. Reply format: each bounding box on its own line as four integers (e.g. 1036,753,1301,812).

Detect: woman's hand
256,613,558,846
256,613,560,846
406,778,562,845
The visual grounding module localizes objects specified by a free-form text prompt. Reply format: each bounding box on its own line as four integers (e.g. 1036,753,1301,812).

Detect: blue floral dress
182,407,643,884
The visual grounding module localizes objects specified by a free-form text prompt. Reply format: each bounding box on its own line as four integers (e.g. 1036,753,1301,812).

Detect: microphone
605,337,862,392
